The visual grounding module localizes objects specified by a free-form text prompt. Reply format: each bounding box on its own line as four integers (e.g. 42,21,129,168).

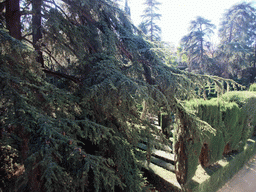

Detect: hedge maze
143,91,256,191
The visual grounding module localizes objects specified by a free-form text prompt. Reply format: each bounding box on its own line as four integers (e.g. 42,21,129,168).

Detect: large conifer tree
5,0,21,40
181,16,216,73
218,2,256,76
141,0,162,41
0,0,241,191
32,0,44,67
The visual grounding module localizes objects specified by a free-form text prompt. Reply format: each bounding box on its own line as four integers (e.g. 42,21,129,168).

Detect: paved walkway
217,154,256,192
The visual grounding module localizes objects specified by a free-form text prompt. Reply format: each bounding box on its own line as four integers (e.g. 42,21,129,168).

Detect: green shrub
222,91,256,107
249,83,256,91
136,104,143,112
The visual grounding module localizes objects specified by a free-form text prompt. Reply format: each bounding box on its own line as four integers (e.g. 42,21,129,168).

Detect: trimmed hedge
188,137,256,192
160,113,175,138
183,92,256,167
184,98,245,165
249,83,256,92
174,91,256,187
222,91,256,137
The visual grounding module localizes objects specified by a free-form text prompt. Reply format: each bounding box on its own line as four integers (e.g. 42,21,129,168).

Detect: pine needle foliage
0,0,244,191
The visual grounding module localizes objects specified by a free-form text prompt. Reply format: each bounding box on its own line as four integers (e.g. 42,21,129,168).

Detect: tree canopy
218,2,256,75
181,16,216,73
140,0,162,41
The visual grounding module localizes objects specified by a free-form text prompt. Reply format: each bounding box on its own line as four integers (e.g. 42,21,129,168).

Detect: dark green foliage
0,0,246,191
0,26,145,191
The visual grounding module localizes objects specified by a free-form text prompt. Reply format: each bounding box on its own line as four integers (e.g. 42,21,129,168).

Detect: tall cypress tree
124,0,131,16
181,16,216,73
141,0,162,41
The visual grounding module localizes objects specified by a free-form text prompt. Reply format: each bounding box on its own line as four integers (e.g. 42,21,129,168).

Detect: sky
120,0,255,46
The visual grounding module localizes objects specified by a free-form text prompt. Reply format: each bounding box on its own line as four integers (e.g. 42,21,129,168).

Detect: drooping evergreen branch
1,1,249,191
42,69,81,83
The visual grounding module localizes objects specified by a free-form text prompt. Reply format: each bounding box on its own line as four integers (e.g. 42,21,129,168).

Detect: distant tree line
180,2,256,85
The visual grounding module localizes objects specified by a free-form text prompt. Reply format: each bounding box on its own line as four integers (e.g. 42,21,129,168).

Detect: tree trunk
199,25,204,71
254,43,256,68
6,0,21,40
150,1,153,42
32,0,44,68
175,110,189,186
200,38,204,71
150,17,153,41
140,100,148,120
229,22,233,43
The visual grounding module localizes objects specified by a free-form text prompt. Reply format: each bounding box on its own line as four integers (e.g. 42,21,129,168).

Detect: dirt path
217,154,256,192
